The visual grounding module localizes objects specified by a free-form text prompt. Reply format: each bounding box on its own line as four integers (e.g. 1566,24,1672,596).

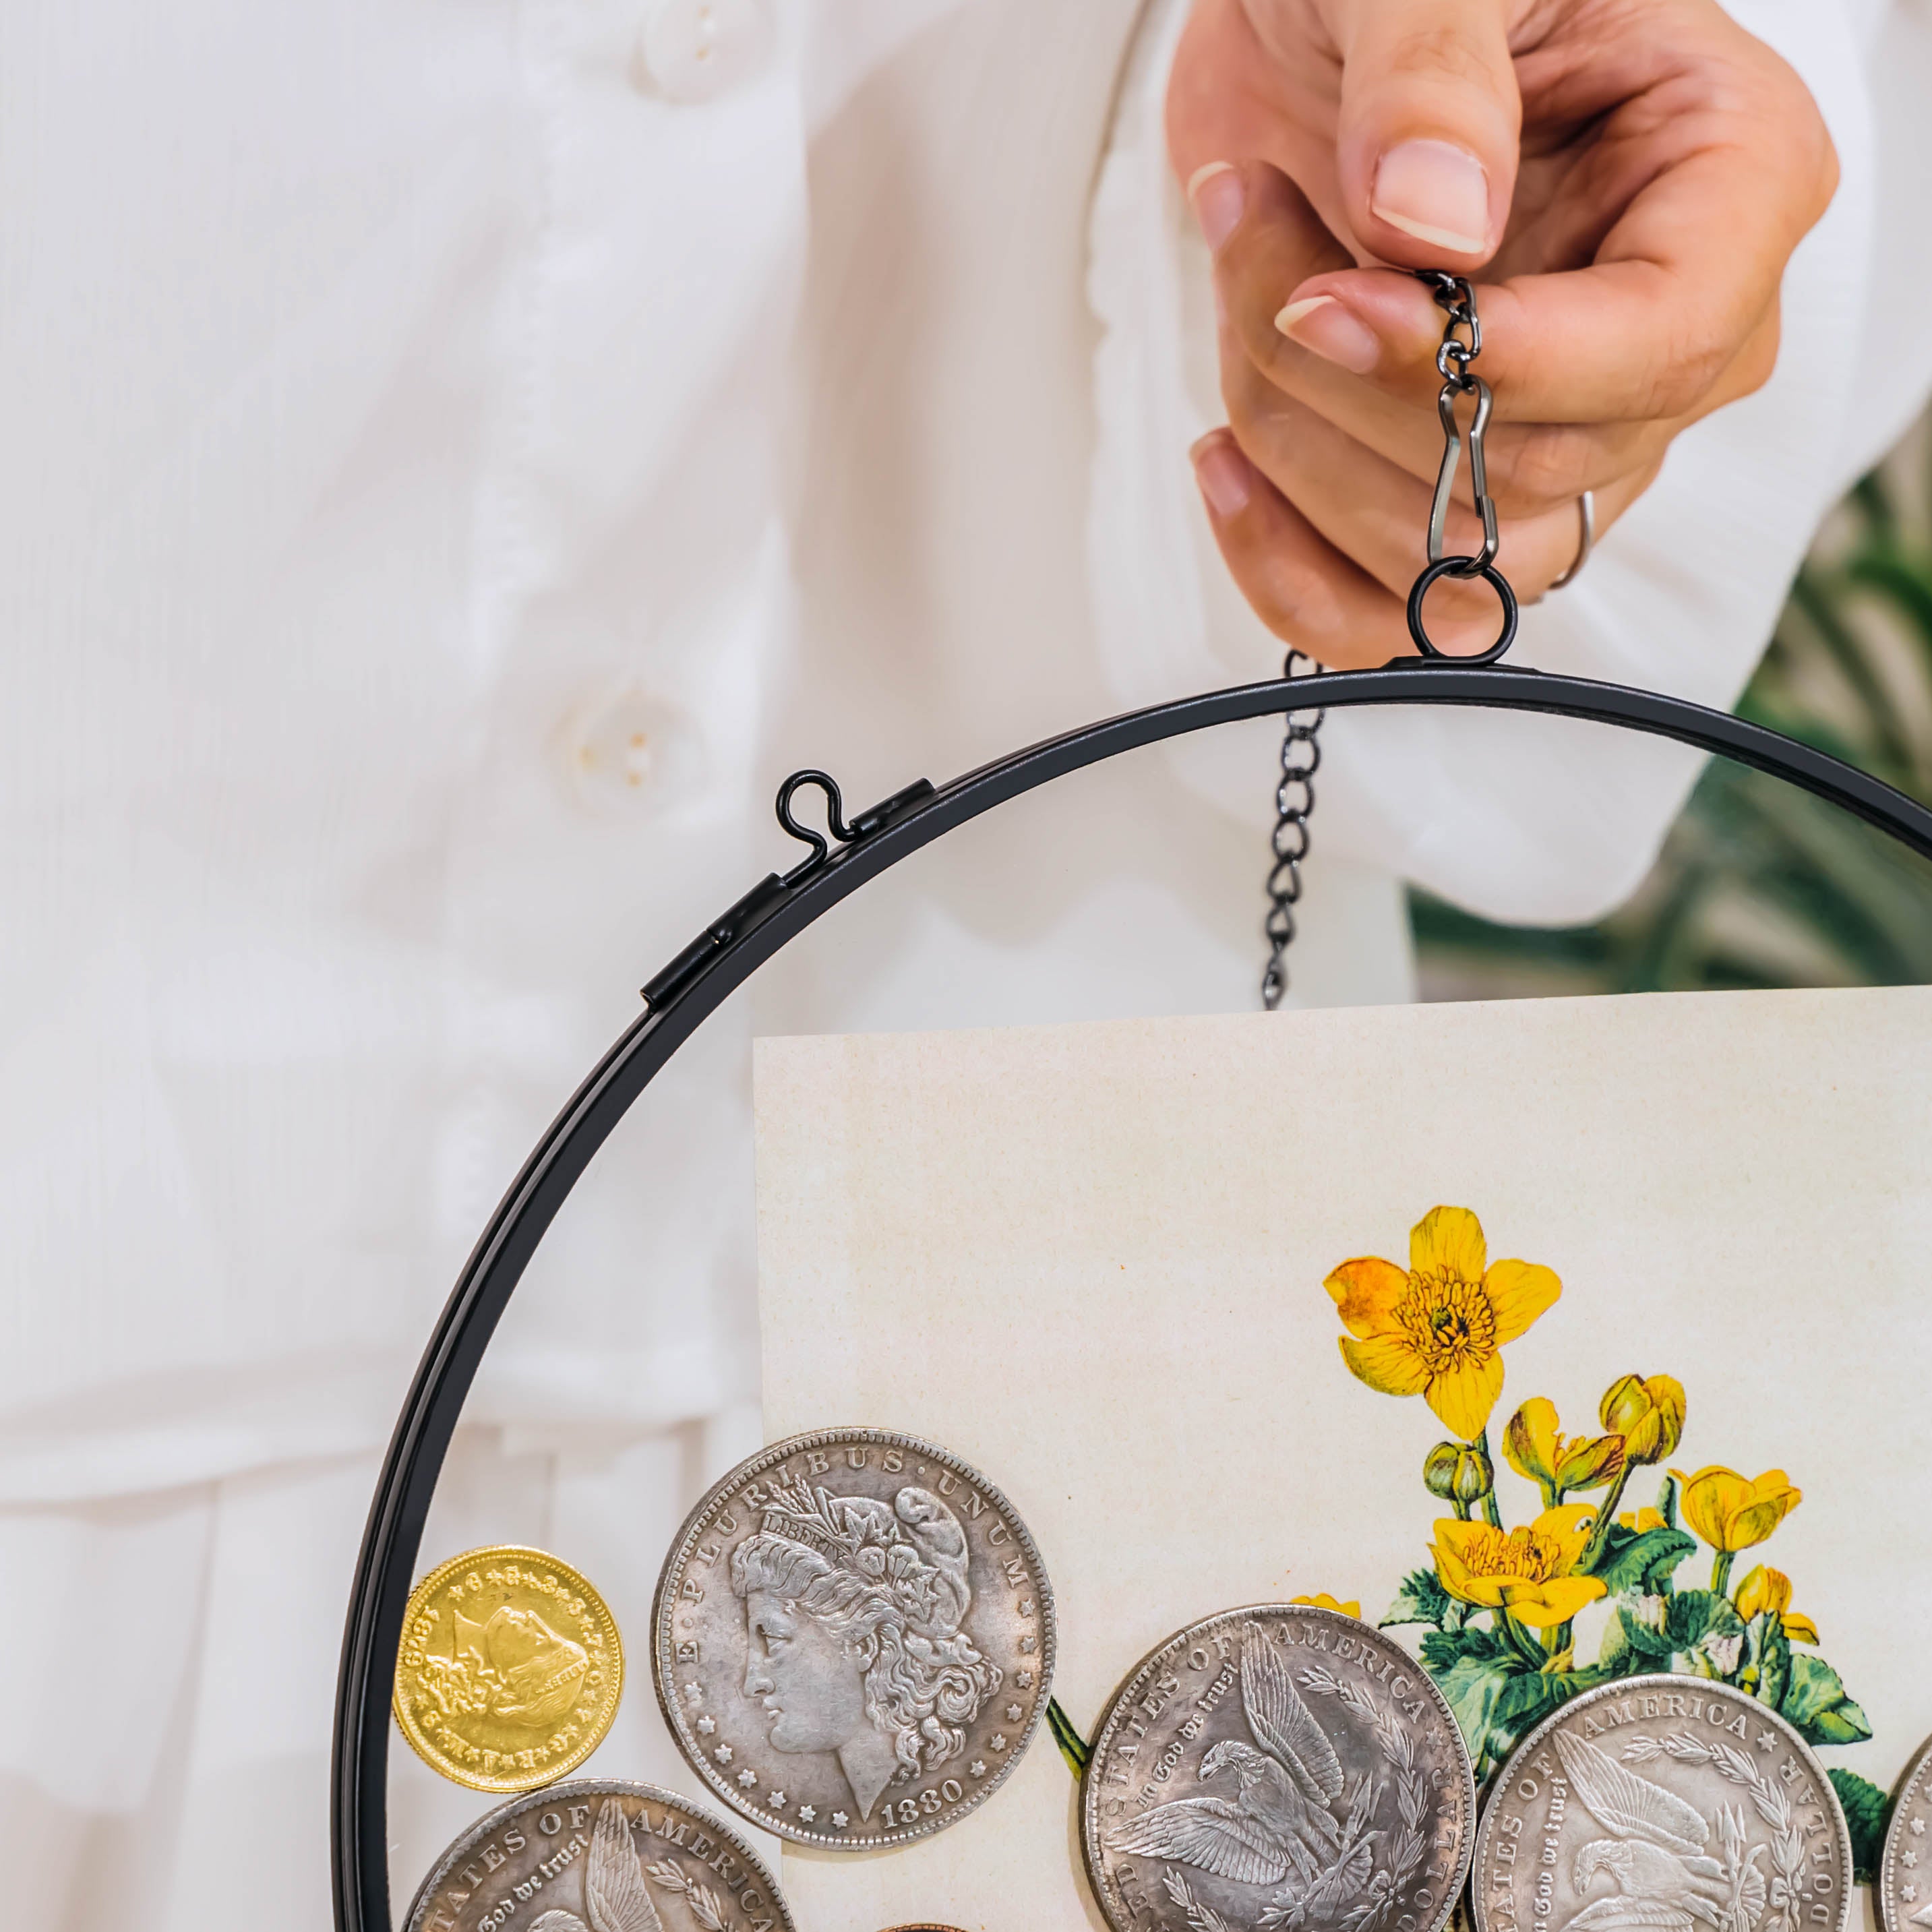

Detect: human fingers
1221,359,1660,609
1200,164,1780,514
1274,1,1834,423
1320,0,1521,267
1188,428,1492,666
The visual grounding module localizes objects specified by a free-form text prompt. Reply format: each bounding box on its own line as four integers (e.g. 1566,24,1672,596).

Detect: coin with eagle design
1081,1603,1476,1932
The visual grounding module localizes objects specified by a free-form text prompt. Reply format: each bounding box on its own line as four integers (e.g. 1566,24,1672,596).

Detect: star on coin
683,1682,702,1704
1020,1634,1037,1652
1905,1852,1920,1869
832,1812,848,1828
1005,1703,1023,1722
1905,1887,1919,1904
714,1745,733,1764
1015,1668,1033,1689
696,1715,715,1734
1757,1731,1776,1752
1916,1819,1929,1836
1019,1600,1034,1617
798,1805,816,1823
768,1792,787,1809
737,1769,757,1787
969,1760,987,1778
991,1734,1008,1751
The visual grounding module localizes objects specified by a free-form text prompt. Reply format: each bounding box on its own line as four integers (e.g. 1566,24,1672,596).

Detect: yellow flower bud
1600,1373,1687,1465
1424,1440,1493,1505
1671,1466,1802,1552
1504,1397,1626,1495
1290,1593,1362,1619
1734,1565,1792,1621
1734,1565,1818,1642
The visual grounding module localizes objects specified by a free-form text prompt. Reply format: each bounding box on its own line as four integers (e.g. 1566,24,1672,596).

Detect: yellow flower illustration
1734,1564,1820,1644
1672,1466,1802,1552
1503,1397,1625,1499
1291,1594,1362,1619
1599,1374,1687,1465
1617,1505,1668,1533
1325,1207,1561,1441
1431,1503,1608,1629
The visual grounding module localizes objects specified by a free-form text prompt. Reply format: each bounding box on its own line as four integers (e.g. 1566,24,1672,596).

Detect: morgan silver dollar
651,1425,1056,1849
1081,1603,1478,1932
1471,1675,1853,1932
402,1778,794,1932
1878,1730,1932,1932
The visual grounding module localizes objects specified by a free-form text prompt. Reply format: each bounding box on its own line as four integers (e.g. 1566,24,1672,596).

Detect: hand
1167,0,1838,664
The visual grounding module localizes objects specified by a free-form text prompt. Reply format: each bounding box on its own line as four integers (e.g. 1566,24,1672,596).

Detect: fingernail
1370,139,1490,255
1190,433,1251,517
1188,161,1245,251
1275,293,1381,374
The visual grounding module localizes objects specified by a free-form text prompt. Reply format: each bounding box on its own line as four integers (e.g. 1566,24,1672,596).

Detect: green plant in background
1412,424,1932,996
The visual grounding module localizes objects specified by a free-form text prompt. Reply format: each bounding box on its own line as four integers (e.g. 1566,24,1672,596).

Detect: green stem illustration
1476,1429,1504,1528
1576,1461,1635,1574
1712,1550,1734,1598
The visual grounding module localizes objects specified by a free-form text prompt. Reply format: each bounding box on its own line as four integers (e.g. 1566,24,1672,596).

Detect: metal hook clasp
775,769,858,878
1426,376,1499,574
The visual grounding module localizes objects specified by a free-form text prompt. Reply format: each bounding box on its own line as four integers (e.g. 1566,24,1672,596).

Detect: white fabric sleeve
1087,0,1932,926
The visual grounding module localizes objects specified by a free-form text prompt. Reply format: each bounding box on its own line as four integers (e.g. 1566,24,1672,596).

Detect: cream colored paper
754,988,1932,1932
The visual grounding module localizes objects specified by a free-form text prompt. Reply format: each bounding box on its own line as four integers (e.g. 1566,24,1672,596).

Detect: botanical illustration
1107,1627,1431,1932
1320,1206,1887,1872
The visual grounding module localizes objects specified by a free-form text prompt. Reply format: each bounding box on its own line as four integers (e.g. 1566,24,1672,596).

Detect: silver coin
651,1425,1056,1849
1471,1674,1853,1932
402,1777,794,1932
1081,1603,1477,1932
1877,1730,1932,1932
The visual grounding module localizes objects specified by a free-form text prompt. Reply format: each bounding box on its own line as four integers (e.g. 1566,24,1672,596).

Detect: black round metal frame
330,661,1932,1932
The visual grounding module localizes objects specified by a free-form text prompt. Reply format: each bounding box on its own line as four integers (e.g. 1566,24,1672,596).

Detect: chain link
1258,272,1513,1005
1260,648,1325,1010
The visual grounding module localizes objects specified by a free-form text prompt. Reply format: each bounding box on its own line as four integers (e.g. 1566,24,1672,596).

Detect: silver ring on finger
1549,489,1595,589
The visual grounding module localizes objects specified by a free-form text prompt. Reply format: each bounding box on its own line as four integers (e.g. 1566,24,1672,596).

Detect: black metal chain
1259,272,1515,1006
1260,648,1325,1009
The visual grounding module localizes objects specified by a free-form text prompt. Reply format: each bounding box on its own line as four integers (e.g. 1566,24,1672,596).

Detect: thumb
1333,0,1520,267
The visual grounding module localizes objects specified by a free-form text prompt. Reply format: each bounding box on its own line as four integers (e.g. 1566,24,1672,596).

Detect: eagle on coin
1554,1731,1765,1932
1105,1627,1384,1921
529,1799,663,1932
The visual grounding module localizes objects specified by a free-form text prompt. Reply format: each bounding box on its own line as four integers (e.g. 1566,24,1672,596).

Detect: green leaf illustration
1779,1654,1873,1745
1828,1768,1894,1884
1740,1610,1791,1709
1382,1569,1453,1630
1591,1523,1698,1593
1430,1650,1523,1757
1599,1603,1673,1673
1488,1666,1611,1760
1664,1588,1744,1652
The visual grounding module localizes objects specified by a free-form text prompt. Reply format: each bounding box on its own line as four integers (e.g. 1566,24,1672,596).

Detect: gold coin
392,1544,624,1792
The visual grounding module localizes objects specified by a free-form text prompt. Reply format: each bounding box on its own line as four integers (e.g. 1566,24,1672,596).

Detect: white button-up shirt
2,0,1929,1923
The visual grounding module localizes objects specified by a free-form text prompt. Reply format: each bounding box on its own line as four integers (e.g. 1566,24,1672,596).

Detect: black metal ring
1407,557,1519,665
334,663,1932,1932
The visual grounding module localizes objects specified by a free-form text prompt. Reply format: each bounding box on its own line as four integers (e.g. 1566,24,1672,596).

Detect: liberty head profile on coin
1082,1603,1476,1932
653,1426,1055,1848
394,1545,623,1792
1471,1675,1852,1932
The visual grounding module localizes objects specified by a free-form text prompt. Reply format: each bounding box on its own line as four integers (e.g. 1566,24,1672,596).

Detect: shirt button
560,684,700,814
634,0,773,104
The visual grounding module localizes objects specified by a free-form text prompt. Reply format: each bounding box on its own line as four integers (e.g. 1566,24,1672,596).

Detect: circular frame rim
336,663,1932,1932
